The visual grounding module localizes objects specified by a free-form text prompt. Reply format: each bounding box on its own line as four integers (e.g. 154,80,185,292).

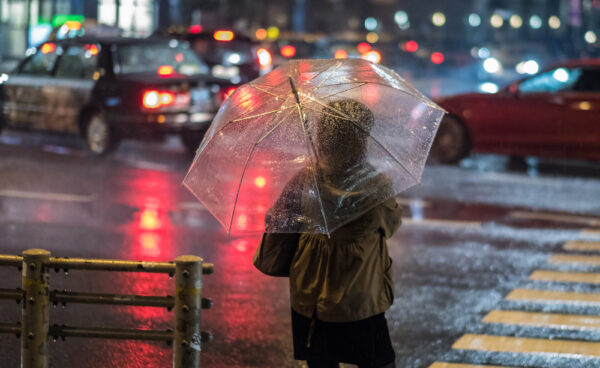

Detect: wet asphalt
1,130,600,368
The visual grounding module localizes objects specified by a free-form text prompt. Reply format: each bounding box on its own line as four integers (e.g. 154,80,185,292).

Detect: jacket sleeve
379,198,402,239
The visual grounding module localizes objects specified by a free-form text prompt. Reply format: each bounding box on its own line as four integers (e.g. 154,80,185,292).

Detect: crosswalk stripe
452,334,600,357
0,189,93,203
581,229,600,238
530,270,600,284
506,288,600,305
509,211,600,226
483,310,600,330
550,254,600,266
564,241,600,252
429,363,514,368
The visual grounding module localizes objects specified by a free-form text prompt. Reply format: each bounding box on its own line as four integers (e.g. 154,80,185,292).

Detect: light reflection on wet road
1,133,600,367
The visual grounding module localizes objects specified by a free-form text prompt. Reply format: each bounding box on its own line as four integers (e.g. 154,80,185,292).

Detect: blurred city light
509,14,523,28
257,48,272,69
255,28,267,40
227,53,241,64
552,68,569,82
430,52,444,64
280,45,296,58
522,60,539,74
357,42,371,53
364,17,378,31
490,14,503,28
477,47,491,58
585,30,597,44
468,13,481,27
214,30,234,41
334,49,348,59
529,15,542,29
432,12,446,27
548,16,561,29
267,26,279,39
483,57,502,74
479,82,499,93
405,40,419,52
188,25,202,34
40,43,56,54
394,11,409,26
366,32,379,43
362,50,382,64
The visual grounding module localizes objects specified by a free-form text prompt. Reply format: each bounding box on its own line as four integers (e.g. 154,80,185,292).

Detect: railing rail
0,248,214,368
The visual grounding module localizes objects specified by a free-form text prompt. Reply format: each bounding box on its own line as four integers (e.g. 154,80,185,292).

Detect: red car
431,59,600,163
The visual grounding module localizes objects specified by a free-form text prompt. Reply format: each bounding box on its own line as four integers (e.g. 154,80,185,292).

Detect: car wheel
181,129,208,155
85,113,119,155
430,115,470,164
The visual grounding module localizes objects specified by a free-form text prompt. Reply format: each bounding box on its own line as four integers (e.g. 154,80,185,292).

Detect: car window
518,67,582,93
55,44,100,79
20,43,59,76
572,68,600,92
116,41,209,76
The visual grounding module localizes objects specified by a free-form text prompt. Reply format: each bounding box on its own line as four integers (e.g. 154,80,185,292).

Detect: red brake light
431,52,444,64
143,90,175,109
214,30,234,42
280,45,296,58
257,48,272,68
405,41,419,53
188,25,203,34
41,43,56,54
157,65,175,77
357,42,371,54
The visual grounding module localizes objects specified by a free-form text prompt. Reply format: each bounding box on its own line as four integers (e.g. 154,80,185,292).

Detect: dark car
160,28,272,85
0,36,232,154
431,59,600,163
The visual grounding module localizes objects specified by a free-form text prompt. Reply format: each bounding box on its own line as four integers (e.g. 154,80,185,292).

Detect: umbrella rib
348,119,421,185
318,82,367,100
295,103,330,236
314,61,343,89
247,83,282,98
232,106,294,122
226,104,295,236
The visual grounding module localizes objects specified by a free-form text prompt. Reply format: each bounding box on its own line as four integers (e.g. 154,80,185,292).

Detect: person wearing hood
256,99,402,368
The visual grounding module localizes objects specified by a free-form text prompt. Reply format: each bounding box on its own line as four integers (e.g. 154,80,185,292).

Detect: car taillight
257,48,272,69
143,90,175,109
157,65,175,77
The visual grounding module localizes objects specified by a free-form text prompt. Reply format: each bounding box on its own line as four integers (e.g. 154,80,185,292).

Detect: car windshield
116,41,209,75
190,38,255,66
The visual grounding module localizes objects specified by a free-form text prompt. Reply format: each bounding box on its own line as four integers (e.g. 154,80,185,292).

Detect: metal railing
0,249,214,368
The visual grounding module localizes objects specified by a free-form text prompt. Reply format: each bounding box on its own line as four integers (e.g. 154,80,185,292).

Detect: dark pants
292,309,396,367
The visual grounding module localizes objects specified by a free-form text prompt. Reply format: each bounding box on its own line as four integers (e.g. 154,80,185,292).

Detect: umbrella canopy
184,58,445,236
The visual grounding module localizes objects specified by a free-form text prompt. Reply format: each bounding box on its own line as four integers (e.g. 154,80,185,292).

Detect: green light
52,14,85,27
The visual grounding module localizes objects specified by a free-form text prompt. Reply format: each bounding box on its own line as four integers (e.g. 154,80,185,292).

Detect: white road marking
401,218,481,228
509,211,600,227
0,189,93,203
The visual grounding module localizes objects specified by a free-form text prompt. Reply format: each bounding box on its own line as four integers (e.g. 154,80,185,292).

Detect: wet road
1,131,600,368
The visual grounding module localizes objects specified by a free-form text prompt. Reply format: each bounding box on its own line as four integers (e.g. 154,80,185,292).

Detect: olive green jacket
288,198,402,322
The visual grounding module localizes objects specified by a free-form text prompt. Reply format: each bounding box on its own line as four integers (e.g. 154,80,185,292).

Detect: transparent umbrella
183,58,445,236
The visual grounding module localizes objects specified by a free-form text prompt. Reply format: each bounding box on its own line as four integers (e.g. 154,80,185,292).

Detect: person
257,99,403,368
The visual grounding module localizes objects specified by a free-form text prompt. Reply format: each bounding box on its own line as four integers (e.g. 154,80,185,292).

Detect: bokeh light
490,14,503,28
468,13,481,27
509,14,523,28
432,12,446,27
255,28,267,40
364,17,378,31
394,11,409,26
585,30,597,44
334,49,348,59
529,15,542,29
548,16,561,29
366,32,379,43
